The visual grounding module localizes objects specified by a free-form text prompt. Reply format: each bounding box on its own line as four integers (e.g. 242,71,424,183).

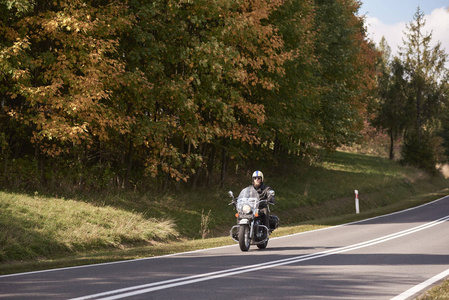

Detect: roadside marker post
355,190,360,214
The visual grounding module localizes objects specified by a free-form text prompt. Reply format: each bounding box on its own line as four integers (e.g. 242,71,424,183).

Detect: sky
358,0,449,60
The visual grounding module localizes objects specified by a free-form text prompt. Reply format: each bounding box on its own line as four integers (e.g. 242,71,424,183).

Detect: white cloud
365,7,449,61
365,17,406,54
425,7,449,55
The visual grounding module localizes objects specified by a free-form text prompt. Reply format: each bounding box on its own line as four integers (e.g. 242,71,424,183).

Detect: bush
400,133,444,174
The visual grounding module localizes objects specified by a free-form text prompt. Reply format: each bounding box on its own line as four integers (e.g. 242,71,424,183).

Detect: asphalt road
1,196,449,300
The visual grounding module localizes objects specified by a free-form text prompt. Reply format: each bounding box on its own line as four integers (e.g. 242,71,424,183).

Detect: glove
268,190,275,204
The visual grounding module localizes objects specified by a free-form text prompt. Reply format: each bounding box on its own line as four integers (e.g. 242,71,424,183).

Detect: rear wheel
238,225,250,251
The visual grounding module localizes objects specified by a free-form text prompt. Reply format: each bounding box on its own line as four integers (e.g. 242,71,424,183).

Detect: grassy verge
1,150,449,298
0,191,178,262
417,279,449,299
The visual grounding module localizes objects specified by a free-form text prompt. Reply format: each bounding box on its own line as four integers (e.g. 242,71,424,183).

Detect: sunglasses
253,177,262,180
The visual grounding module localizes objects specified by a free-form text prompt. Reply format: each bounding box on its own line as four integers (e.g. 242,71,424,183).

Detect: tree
0,0,138,186
398,7,448,170
259,0,318,157
121,0,289,185
372,38,409,160
0,0,382,191
259,0,378,159
312,0,378,151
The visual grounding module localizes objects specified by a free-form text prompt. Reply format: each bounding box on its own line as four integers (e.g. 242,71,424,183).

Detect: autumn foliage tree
1,0,140,186
0,0,378,191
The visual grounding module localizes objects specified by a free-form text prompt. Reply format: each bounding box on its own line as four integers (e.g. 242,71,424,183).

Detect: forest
0,0,447,192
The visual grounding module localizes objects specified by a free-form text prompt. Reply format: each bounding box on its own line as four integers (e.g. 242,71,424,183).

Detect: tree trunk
416,85,422,142
2,148,7,180
220,139,227,188
389,129,395,160
124,138,134,190
35,145,45,185
206,144,215,188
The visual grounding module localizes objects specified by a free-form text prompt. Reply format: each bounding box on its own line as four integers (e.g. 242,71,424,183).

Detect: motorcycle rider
250,170,275,228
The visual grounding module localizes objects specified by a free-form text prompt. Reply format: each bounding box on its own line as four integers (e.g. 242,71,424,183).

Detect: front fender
239,219,250,225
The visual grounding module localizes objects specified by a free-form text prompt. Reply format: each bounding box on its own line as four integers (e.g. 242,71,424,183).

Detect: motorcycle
229,186,279,251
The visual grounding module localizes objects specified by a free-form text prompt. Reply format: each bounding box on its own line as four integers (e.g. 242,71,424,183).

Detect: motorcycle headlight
242,204,251,214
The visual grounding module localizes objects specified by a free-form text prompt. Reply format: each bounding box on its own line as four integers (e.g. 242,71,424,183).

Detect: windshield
236,186,259,212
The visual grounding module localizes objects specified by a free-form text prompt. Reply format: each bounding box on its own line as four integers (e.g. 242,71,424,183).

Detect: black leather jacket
251,183,275,208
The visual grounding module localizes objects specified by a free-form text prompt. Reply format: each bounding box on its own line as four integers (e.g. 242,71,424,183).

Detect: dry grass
0,191,178,261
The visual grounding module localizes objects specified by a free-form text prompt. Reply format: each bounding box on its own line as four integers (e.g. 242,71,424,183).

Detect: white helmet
252,170,264,182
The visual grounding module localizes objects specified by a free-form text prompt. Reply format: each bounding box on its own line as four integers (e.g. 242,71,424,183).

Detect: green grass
2,150,449,298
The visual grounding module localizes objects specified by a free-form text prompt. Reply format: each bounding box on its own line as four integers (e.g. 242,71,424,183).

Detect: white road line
71,215,449,300
391,268,449,300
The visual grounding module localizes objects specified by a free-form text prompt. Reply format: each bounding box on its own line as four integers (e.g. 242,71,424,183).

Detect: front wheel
238,225,250,251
